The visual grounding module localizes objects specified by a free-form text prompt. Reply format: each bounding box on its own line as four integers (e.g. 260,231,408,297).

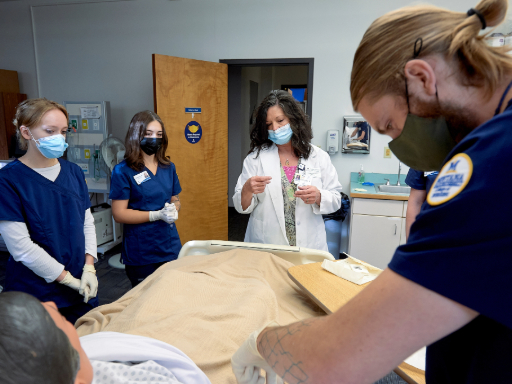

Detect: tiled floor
0,208,249,306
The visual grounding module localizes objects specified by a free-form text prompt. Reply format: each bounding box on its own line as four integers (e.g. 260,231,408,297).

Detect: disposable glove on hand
163,202,178,221
58,271,81,291
163,202,176,212
231,322,283,384
80,264,98,303
149,205,178,224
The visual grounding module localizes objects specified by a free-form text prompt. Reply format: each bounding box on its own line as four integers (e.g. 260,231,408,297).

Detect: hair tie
467,8,486,30
413,38,423,58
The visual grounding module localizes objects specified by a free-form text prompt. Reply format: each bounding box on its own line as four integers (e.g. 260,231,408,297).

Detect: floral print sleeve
280,162,300,246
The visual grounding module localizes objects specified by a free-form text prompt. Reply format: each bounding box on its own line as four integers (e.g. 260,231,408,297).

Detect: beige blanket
76,249,323,384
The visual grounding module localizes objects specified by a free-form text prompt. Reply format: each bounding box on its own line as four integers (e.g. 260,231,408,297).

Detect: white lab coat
233,144,342,251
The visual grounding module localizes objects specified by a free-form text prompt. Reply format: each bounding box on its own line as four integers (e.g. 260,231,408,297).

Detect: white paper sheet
404,347,426,371
321,257,381,285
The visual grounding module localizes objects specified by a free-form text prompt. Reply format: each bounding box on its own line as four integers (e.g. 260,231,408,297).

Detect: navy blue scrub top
109,160,182,266
0,159,98,308
389,102,512,383
405,169,438,193
354,121,369,144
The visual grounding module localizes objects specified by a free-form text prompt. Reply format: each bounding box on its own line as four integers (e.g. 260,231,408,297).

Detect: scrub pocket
123,224,143,265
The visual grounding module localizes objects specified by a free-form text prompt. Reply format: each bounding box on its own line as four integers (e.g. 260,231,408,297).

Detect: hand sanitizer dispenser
327,130,339,155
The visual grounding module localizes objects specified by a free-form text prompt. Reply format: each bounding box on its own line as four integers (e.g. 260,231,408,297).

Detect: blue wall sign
185,108,201,113
185,121,202,144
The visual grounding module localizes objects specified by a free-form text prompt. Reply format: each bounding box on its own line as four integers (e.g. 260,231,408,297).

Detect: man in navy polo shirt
231,2,512,383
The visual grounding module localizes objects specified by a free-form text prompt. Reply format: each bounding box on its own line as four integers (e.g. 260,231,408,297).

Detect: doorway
220,58,314,241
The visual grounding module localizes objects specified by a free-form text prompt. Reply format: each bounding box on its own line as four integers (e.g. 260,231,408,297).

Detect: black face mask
140,138,162,156
388,79,457,172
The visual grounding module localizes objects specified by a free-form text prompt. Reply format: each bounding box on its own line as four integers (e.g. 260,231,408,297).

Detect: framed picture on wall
342,115,371,154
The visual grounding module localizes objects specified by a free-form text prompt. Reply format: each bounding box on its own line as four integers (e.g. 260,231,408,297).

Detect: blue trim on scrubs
109,160,182,266
389,103,512,383
0,159,98,308
405,169,438,193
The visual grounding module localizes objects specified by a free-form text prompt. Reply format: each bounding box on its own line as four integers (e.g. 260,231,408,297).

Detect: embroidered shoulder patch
427,153,473,206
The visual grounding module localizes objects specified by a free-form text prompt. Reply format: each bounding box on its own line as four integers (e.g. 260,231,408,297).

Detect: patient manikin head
0,292,93,384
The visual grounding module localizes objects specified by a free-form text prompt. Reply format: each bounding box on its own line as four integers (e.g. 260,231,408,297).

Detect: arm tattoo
258,319,314,384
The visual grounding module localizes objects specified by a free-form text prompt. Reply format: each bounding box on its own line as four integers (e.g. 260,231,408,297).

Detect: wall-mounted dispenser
327,130,339,155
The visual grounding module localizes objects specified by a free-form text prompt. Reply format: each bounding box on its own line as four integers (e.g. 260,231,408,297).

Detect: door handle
394,224,397,235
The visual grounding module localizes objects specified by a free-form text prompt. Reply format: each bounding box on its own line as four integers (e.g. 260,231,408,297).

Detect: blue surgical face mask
28,129,69,159
268,123,293,145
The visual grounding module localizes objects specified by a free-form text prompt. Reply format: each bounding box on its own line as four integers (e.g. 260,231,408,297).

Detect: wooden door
152,54,228,244
0,92,27,160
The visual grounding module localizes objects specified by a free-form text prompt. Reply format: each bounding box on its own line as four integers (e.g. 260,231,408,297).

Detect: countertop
349,172,410,201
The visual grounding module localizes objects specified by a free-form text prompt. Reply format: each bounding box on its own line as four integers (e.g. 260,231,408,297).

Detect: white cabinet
400,217,407,246
348,198,408,269
353,198,404,217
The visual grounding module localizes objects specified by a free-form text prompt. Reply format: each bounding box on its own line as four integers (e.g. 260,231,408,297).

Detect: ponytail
450,0,511,96
351,0,512,109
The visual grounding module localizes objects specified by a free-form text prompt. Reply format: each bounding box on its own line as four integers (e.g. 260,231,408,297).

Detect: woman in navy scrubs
110,110,182,287
0,98,99,324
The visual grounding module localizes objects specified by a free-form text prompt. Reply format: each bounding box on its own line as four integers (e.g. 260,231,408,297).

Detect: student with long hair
110,111,182,287
0,98,98,324
233,90,342,251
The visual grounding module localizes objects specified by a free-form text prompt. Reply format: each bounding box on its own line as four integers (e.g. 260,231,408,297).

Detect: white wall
1,0,489,214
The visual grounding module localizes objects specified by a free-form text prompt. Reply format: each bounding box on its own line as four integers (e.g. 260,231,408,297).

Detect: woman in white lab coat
233,90,342,251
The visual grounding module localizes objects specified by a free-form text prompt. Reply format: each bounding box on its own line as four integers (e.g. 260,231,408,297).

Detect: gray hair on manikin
0,292,80,384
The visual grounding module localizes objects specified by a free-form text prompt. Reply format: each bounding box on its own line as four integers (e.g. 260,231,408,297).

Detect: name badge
134,171,150,185
298,163,306,177
294,173,312,187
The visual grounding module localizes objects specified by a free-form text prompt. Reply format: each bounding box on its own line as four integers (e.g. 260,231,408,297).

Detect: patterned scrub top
280,160,301,246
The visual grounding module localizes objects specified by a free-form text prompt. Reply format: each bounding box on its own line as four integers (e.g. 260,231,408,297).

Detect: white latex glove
232,322,283,384
80,264,98,303
58,271,81,292
163,202,178,221
163,202,176,212
149,206,178,224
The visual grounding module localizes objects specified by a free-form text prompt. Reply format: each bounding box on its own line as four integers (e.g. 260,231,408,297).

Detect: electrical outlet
384,146,391,158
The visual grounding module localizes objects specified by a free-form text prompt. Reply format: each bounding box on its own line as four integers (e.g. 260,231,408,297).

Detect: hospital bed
177,240,335,265
75,241,419,384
